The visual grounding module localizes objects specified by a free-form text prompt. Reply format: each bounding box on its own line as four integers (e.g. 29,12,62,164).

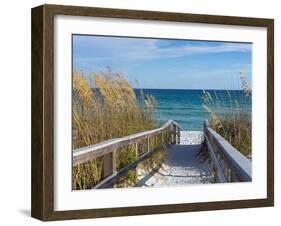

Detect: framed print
31,4,274,221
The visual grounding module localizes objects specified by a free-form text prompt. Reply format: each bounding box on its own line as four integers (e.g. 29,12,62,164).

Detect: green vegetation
72,69,167,189
201,72,252,158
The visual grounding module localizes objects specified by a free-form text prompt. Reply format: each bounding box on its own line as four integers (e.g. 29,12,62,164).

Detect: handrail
203,120,252,182
73,120,181,188
73,120,180,166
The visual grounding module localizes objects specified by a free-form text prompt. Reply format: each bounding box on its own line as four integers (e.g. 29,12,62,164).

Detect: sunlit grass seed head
72,69,160,189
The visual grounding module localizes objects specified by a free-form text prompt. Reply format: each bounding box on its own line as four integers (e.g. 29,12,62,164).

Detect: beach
137,131,212,187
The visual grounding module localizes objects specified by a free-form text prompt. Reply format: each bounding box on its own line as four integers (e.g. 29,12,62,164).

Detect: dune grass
72,69,167,189
201,72,252,158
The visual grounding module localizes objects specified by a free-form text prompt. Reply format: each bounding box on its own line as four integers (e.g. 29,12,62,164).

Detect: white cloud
74,36,251,62
115,42,251,60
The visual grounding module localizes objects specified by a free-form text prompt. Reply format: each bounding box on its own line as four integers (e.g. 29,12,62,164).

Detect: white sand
180,131,204,145
136,131,213,187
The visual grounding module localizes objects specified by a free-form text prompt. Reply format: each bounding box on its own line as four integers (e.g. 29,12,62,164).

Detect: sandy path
136,131,213,187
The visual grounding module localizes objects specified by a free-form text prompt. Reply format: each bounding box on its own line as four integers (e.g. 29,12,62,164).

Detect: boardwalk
73,120,252,189
136,131,213,187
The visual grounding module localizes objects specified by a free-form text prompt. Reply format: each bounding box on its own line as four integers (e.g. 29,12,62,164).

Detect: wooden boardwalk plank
136,131,213,187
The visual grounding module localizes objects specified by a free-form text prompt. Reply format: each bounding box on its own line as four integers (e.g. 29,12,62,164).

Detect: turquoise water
135,89,252,131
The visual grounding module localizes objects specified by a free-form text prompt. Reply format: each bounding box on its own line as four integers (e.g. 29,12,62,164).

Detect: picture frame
31,4,274,221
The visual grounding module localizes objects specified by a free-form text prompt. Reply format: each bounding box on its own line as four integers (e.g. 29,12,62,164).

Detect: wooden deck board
136,131,213,187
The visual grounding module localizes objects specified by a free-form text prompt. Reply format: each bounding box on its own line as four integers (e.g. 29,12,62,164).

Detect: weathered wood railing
73,120,181,188
203,120,252,183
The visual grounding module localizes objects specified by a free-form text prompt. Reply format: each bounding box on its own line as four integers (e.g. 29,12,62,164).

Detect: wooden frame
31,4,274,221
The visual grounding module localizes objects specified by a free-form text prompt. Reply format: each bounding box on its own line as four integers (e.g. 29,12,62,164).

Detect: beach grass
72,69,166,189
201,72,252,158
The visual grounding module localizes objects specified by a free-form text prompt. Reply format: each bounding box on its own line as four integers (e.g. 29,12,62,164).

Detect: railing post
177,126,180,144
170,124,177,144
203,119,251,182
103,150,116,178
205,122,215,181
169,124,173,144
227,168,232,182
135,142,139,176
135,142,138,157
147,137,150,152
173,124,177,144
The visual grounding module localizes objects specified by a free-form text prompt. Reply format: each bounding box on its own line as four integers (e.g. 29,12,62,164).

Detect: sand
136,131,213,187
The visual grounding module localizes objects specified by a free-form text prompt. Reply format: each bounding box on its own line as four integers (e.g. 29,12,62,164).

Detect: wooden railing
73,120,181,188
203,120,252,183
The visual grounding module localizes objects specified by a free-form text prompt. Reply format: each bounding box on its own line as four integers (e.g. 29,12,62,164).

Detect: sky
72,35,252,90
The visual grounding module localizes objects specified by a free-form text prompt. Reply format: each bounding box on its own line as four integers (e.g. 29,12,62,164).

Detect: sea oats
202,72,252,158
72,69,160,189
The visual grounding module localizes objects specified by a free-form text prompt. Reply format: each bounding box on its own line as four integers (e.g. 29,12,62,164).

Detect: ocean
135,89,252,131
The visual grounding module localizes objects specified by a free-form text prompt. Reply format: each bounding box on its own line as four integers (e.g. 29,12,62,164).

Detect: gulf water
135,89,251,131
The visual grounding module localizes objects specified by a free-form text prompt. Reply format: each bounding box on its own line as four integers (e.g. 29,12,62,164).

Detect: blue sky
73,35,252,90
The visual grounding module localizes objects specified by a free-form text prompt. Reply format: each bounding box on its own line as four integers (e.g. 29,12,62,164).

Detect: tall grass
72,69,166,189
201,72,252,158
